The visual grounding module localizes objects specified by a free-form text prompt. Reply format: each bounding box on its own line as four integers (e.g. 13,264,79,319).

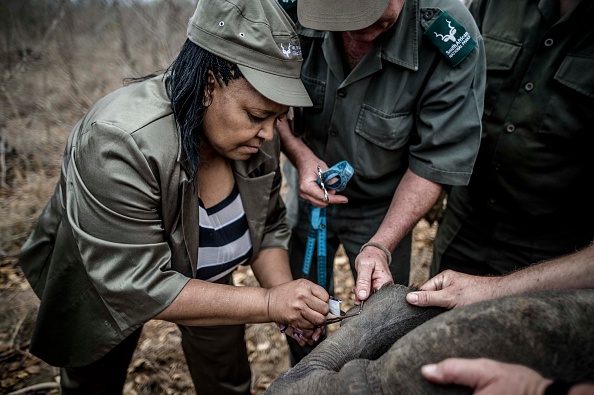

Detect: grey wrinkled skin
265,284,594,395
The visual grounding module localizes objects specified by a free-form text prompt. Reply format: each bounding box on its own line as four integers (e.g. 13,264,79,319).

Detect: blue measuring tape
302,161,354,290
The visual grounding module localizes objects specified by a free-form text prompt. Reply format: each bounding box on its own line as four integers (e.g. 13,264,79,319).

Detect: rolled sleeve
69,122,189,331
410,35,486,186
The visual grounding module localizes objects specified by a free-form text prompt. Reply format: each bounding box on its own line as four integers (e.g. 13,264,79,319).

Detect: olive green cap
187,0,312,107
297,0,391,31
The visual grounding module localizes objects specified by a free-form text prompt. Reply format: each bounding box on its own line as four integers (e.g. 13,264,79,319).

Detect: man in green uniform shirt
276,0,486,364
432,0,594,277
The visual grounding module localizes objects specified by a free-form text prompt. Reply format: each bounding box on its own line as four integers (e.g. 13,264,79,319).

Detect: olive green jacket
19,75,290,367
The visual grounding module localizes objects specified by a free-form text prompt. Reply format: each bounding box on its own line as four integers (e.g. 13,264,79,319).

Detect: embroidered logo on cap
424,11,476,67
277,42,302,58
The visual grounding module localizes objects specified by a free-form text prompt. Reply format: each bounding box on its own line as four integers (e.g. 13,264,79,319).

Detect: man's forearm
494,244,594,298
371,169,442,251
276,117,312,168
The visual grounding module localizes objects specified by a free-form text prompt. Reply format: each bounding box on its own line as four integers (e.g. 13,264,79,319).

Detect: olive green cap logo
424,11,477,67
187,0,312,107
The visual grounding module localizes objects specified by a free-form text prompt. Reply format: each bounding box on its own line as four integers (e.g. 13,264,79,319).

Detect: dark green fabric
180,324,251,395
60,328,142,394
294,0,485,204
433,0,594,276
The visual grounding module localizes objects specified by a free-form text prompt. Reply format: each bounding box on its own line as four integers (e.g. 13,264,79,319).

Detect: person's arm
354,169,442,302
155,248,329,329
250,247,293,288
421,358,594,395
251,247,326,345
407,244,594,309
276,115,348,208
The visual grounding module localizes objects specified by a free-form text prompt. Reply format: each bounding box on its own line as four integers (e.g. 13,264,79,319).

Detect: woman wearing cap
18,0,327,393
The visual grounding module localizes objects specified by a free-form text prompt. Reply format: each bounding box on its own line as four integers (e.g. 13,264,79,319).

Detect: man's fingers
407,290,432,306
418,272,448,292
421,358,485,387
372,274,393,292
406,288,457,309
355,265,373,301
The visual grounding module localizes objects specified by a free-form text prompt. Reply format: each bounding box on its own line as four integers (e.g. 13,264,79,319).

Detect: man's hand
406,270,499,309
421,358,552,395
296,158,348,208
276,114,348,208
354,245,394,303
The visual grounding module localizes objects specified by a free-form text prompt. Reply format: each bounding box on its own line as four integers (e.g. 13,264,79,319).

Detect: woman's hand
279,324,325,347
266,279,329,330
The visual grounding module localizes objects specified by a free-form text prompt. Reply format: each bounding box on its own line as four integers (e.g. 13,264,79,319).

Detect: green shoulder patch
423,10,477,67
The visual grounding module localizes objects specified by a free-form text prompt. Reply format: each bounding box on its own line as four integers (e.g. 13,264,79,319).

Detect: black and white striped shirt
197,185,253,281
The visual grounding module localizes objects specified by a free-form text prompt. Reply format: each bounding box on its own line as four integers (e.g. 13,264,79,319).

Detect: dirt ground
0,221,436,395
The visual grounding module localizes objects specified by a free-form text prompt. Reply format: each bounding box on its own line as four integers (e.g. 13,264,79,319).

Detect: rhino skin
264,284,594,395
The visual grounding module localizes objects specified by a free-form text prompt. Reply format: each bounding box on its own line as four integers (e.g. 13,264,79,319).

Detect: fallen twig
7,382,60,395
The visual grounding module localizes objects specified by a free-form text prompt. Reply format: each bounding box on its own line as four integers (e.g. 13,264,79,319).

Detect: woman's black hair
165,39,243,182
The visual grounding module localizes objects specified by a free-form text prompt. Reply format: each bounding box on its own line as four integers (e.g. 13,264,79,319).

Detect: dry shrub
0,0,194,255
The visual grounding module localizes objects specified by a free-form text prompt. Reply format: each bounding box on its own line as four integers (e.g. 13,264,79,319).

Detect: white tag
329,296,342,316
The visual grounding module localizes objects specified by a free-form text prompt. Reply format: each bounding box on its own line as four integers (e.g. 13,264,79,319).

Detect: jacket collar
232,144,272,177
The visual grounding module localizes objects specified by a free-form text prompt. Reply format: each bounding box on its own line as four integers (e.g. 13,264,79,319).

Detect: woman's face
201,74,289,161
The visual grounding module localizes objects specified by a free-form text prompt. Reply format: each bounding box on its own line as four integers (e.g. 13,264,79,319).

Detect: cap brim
297,0,390,31
238,64,313,108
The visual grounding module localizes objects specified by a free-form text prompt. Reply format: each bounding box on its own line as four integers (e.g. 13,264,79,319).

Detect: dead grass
1,1,191,254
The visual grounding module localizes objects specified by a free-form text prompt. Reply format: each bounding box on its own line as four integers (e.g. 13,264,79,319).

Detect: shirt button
489,197,497,204
423,10,435,20
492,162,500,171
329,129,338,136
524,82,534,92
505,124,515,133
337,88,346,98
544,38,554,47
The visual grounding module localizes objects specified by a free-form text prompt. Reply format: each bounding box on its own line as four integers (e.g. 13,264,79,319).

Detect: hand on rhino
265,284,594,395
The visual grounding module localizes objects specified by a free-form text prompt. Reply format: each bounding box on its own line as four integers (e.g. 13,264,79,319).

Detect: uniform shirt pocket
354,104,412,179
482,35,522,116
540,54,594,151
554,54,594,98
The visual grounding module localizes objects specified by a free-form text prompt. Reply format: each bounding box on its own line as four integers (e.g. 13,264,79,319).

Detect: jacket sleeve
69,121,189,331
410,4,486,186
261,170,291,251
